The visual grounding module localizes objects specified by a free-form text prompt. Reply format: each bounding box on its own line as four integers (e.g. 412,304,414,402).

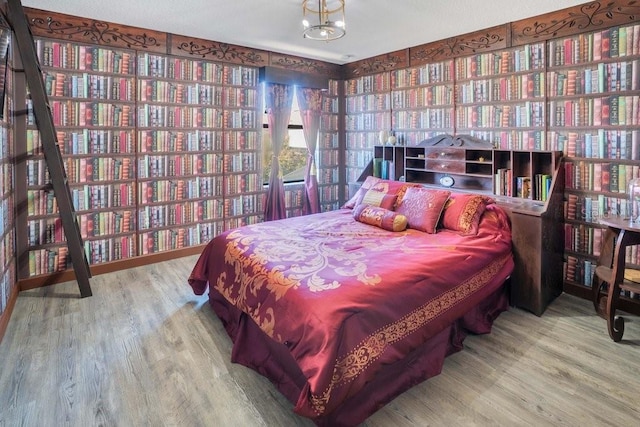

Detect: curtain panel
296,87,323,215
263,83,294,221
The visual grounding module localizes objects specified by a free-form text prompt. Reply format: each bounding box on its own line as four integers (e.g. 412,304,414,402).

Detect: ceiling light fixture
302,0,346,41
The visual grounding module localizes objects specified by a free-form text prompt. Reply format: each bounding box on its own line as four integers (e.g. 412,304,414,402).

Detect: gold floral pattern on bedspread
309,252,512,415
213,215,421,336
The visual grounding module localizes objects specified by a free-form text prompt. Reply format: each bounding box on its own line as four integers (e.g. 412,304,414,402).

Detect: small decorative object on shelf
630,178,640,224
387,130,397,146
378,130,388,145
439,175,454,187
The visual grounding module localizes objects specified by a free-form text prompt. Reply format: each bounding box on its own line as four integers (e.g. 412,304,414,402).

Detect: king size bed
188,180,514,426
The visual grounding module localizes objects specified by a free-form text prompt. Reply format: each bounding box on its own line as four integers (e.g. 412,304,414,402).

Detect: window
262,86,311,184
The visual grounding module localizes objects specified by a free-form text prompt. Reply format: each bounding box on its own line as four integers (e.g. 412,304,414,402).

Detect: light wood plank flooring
1,255,639,426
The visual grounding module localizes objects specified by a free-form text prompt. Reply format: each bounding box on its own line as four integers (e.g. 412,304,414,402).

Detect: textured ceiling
21,0,589,64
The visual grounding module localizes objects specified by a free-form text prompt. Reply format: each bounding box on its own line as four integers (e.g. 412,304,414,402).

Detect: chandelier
302,0,346,41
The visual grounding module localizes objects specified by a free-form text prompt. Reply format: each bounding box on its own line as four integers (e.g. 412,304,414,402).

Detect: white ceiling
22,0,589,65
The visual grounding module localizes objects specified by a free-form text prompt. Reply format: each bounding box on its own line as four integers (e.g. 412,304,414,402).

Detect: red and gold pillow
441,193,494,235
342,176,382,209
358,188,397,210
343,176,421,210
352,204,408,232
395,187,451,234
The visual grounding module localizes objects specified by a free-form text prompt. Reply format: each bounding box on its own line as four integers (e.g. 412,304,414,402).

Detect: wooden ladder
4,0,92,297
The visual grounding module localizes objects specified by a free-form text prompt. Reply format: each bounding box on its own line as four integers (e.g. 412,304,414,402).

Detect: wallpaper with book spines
391,60,454,146
23,37,266,275
455,42,546,149
0,38,16,317
318,80,340,212
137,52,262,252
27,38,138,275
549,23,640,298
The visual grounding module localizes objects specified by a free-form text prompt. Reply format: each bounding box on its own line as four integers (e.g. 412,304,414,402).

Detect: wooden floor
1,255,639,426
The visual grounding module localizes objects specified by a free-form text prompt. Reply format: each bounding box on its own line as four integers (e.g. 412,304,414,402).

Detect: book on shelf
516,176,531,199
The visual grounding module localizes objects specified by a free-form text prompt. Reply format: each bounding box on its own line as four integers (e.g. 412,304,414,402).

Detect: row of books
0,198,13,237
345,74,391,96
456,72,545,103
224,194,259,217
346,93,390,113
549,24,640,66
47,100,133,127
138,79,224,105
322,96,339,113
320,149,339,167
392,84,453,108
566,193,633,223
319,132,339,150
28,210,135,245
565,224,603,257
549,130,639,160
224,173,261,195
138,223,220,254
138,80,259,108
44,71,133,100
224,130,259,151
345,112,391,131
136,104,223,128
565,256,597,289
77,210,134,239
454,43,546,78
566,235,640,265
494,172,551,200
36,40,134,74
28,247,69,277
284,186,304,207
467,129,544,151
320,113,339,131
29,185,134,217
346,150,374,171
456,102,545,128
224,152,258,173
0,163,11,197
565,162,640,193
139,129,222,152
549,95,639,127
65,157,133,183
346,131,384,150
137,153,224,177
137,53,225,82
53,130,134,155
0,266,15,313
391,61,454,88
372,159,395,180
392,109,453,130
138,200,224,229
548,60,639,96
70,184,135,211
84,237,136,265
319,184,339,201
139,177,223,204
320,167,340,185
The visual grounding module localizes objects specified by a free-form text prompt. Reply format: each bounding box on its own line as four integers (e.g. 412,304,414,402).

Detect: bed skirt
208,279,510,426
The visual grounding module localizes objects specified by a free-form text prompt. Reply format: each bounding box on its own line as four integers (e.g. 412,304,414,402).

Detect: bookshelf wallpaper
344,22,640,306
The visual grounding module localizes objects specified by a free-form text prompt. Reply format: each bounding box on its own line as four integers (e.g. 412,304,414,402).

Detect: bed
188,182,514,426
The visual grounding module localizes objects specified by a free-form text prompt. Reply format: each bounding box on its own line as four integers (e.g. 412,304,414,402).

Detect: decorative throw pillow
342,176,382,209
358,188,397,210
352,204,408,232
395,187,451,233
441,193,494,236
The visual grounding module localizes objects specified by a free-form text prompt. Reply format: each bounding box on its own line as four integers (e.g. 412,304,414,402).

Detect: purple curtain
263,83,294,221
296,87,322,215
